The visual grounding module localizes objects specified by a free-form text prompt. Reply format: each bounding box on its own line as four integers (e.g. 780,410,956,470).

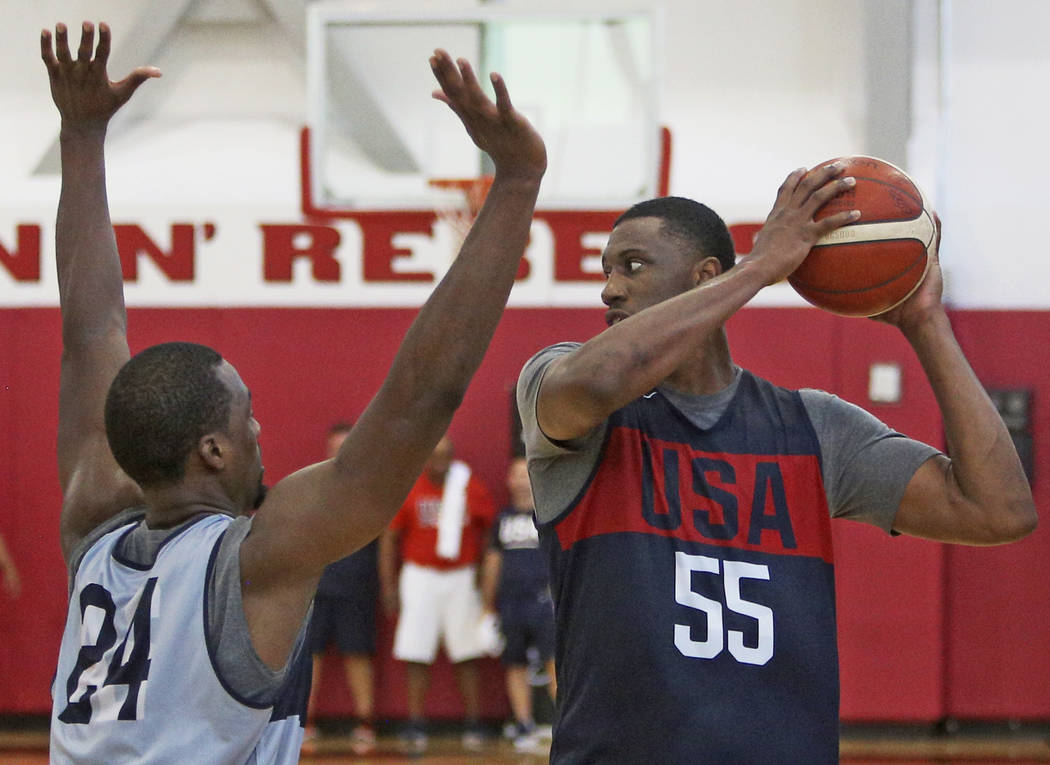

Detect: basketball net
428,176,495,256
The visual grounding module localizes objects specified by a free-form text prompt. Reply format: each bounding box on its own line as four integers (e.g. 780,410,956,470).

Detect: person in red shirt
379,435,496,753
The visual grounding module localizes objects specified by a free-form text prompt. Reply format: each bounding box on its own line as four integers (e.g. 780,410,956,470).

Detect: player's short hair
104,342,233,487
614,196,737,274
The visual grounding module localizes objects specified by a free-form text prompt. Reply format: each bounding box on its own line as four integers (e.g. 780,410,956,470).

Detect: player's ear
694,256,722,286
197,433,227,471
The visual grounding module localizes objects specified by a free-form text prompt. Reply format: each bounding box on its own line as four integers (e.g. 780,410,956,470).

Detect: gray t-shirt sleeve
517,342,597,457
206,516,311,705
800,388,942,533
516,343,608,525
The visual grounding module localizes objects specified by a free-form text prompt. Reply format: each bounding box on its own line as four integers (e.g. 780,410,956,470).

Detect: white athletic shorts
393,562,484,664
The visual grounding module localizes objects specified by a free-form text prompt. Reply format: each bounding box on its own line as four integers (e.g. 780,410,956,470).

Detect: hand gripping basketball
788,156,938,317
749,163,860,286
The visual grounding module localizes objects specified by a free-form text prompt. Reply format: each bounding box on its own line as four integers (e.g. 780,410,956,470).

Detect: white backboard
306,4,661,211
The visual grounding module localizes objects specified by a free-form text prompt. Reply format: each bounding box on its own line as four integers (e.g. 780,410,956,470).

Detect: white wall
2,0,1048,308
935,0,1050,308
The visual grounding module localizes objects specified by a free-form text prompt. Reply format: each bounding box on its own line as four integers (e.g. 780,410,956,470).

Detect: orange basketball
788,156,936,317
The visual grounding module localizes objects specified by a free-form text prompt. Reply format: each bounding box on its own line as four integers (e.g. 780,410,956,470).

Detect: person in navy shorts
303,422,380,754
481,456,556,753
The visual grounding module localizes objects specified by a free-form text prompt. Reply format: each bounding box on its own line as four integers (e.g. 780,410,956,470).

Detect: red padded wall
0,306,1046,722
943,311,1050,719
730,310,948,720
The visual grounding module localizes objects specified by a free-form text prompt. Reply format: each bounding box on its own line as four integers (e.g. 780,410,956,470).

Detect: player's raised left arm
43,22,160,561
877,226,1037,544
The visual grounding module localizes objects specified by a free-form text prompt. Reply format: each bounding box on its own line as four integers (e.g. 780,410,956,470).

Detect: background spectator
303,422,379,755
0,532,20,598
379,435,496,754
481,456,556,753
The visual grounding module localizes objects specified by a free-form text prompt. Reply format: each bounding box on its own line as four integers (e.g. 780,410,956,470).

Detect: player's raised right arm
536,166,859,442
43,22,160,561
240,52,546,651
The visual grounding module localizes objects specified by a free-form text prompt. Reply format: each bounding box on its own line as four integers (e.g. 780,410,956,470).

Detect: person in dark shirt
303,422,379,754
0,533,20,599
481,456,556,752
517,184,1036,763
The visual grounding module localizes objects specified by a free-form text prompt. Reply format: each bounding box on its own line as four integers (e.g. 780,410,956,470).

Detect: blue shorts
307,591,377,656
499,591,555,666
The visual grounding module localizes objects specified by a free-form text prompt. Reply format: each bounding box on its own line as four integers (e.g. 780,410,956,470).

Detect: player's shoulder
519,341,582,376
797,388,897,446
799,388,871,419
529,340,583,357
60,463,146,563
67,506,148,581
516,341,582,404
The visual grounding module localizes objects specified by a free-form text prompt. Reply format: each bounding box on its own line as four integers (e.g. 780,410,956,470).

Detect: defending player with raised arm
44,21,545,763
517,175,1035,761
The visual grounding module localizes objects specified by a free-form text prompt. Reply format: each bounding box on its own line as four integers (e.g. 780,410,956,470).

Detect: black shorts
307,592,377,655
499,592,555,666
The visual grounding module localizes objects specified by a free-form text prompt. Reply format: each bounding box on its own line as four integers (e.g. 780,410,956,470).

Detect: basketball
787,155,937,317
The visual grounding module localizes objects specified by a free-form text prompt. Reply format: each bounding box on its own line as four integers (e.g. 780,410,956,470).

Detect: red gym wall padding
0,306,1046,721
942,312,1050,719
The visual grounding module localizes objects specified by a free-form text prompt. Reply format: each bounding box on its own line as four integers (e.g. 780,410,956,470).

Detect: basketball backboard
305,4,662,214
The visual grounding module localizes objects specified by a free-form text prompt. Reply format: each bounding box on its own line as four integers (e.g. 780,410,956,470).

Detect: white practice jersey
50,513,308,764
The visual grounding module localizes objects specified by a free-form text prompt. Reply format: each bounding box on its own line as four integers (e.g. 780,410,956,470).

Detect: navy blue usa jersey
540,371,838,764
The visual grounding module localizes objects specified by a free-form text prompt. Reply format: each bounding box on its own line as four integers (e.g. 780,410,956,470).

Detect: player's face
326,430,349,460
600,217,701,326
215,362,265,512
425,435,454,479
506,458,533,509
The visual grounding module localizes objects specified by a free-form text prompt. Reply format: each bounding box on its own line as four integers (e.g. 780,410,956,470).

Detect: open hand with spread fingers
429,49,547,184
41,21,161,135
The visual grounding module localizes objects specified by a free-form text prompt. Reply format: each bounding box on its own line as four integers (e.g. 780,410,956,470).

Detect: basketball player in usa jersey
517,188,1036,762
42,21,546,763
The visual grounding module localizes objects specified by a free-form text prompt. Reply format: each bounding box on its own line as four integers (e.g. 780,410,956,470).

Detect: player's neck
663,328,735,396
140,478,242,529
